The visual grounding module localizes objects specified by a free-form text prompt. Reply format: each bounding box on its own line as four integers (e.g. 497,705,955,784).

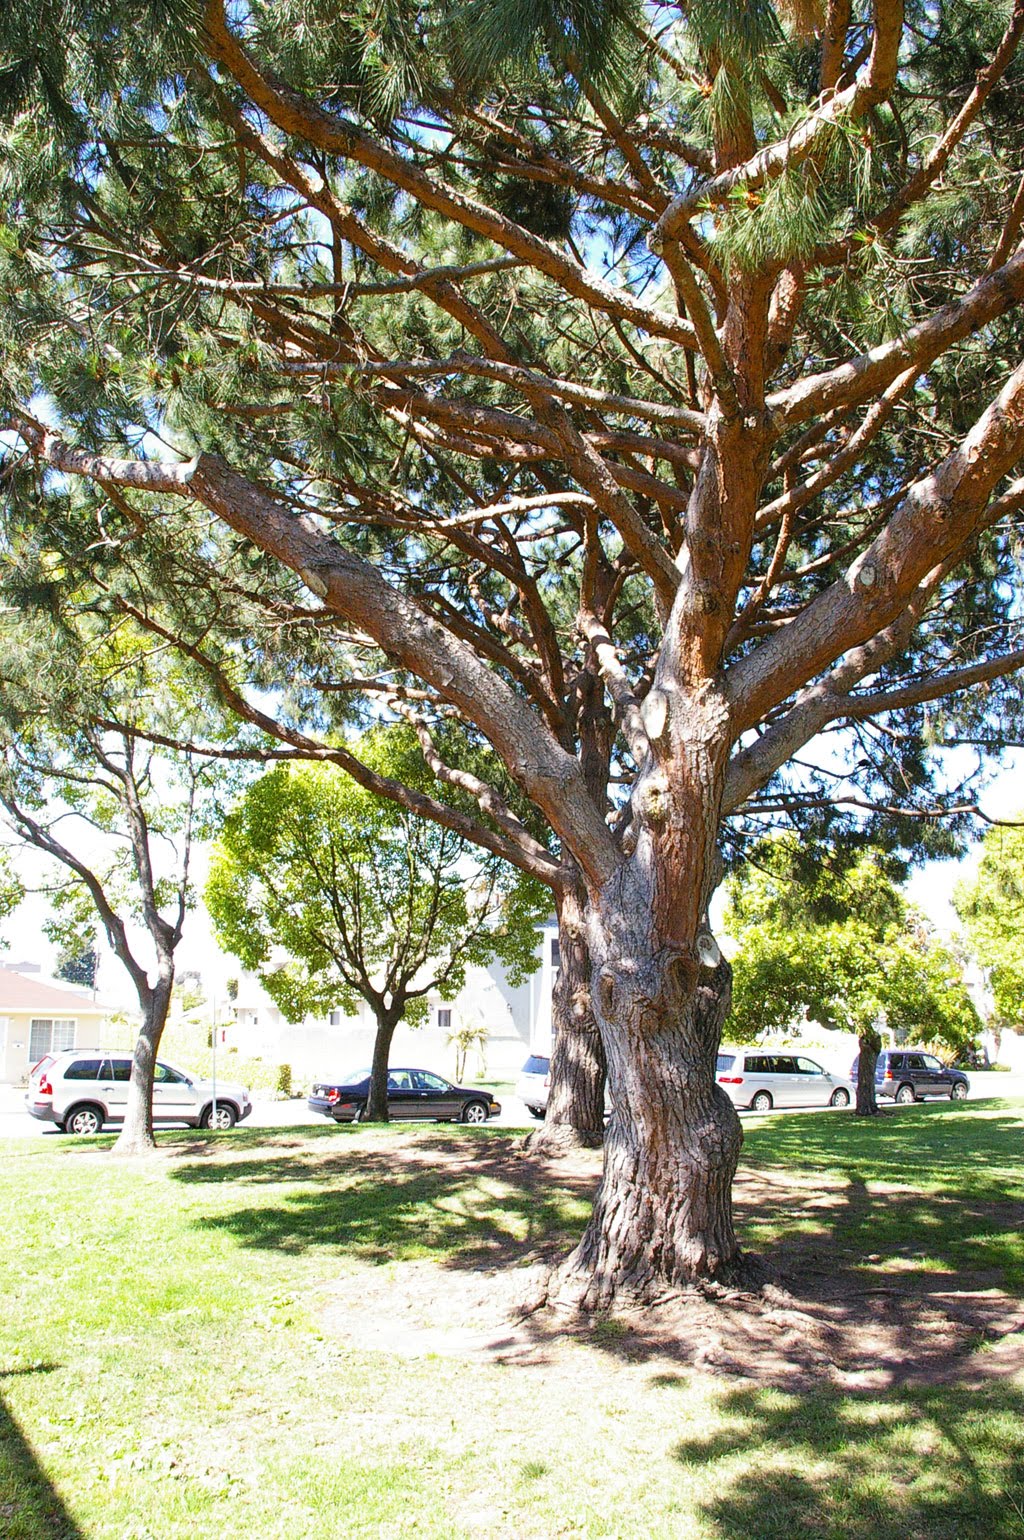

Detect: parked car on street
308,1067,501,1124
850,1049,969,1104
515,1054,551,1119
25,1050,252,1135
716,1050,854,1112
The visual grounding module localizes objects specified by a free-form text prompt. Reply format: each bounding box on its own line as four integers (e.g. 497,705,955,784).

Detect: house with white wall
0,966,113,1084
223,919,561,1085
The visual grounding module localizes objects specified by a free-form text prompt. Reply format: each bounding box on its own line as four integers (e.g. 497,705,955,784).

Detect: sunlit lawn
2,1100,1023,1539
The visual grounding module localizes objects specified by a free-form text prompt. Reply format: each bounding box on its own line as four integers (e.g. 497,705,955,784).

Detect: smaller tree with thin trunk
0,607,226,1154
205,728,547,1120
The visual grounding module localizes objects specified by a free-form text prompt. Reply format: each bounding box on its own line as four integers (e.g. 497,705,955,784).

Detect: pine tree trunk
548,691,745,1306
112,977,172,1157
528,884,606,1155
552,937,742,1308
364,1010,400,1121
855,1029,881,1117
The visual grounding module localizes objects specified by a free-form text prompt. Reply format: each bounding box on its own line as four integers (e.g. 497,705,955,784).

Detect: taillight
718,1076,743,1084
38,1076,52,1097
543,1076,550,1087
883,1069,893,1080
326,1088,340,1103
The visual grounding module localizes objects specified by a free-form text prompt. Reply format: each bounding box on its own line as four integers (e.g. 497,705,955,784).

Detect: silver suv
26,1050,252,1135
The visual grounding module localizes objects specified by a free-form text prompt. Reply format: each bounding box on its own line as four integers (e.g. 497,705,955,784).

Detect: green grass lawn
2,1101,1023,1539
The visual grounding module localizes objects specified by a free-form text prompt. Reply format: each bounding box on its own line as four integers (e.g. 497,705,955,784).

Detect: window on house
437,1008,451,1030
328,1010,342,1027
29,1018,76,1062
550,938,561,969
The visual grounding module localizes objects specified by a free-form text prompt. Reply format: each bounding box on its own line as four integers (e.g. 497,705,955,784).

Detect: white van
716,1049,853,1112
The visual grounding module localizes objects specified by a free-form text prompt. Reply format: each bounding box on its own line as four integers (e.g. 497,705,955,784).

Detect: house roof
0,966,108,1015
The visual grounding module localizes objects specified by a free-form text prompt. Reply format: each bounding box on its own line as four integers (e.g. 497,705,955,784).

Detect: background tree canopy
955,815,1024,1030
724,837,981,1057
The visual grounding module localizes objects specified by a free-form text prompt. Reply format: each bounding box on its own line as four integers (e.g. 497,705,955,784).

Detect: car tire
750,1090,773,1113
461,1100,489,1125
63,1103,105,1136
950,1082,968,1101
200,1103,237,1130
527,1107,545,1120
829,1088,851,1108
895,1084,916,1105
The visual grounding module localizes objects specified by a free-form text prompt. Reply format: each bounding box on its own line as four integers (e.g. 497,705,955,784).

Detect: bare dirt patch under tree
261,1131,1024,1393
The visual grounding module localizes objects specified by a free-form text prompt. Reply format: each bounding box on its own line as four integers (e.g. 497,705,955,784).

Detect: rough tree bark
855,1027,882,1117
553,916,742,1306
528,883,607,1154
550,690,745,1305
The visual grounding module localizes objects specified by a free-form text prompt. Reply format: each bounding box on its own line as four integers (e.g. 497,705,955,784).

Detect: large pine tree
3,0,1024,1300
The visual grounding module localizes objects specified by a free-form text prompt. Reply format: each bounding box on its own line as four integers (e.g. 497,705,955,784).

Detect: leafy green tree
206,729,548,1120
0,605,229,1153
725,839,981,1113
955,817,1024,1038
4,0,1024,1296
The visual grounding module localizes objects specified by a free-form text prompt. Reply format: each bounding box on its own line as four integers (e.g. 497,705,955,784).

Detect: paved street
1,1071,1021,1140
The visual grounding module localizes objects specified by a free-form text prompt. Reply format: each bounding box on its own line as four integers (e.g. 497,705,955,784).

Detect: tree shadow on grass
168,1133,598,1268
671,1379,1024,1540
0,1366,83,1540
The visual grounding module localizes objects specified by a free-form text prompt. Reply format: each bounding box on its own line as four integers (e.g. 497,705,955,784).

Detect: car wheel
750,1090,773,1113
461,1100,489,1124
200,1103,237,1130
528,1107,545,1120
64,1104,104,1136
829,1088,851,1108
895,1084,916,1105
950,1082,968,1101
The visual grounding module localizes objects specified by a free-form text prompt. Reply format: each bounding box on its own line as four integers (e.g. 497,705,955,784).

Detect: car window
388,1070,413,1091
888,1054,904,1070
922,1055,943,1071
522,1056,550,1075
772,1056,799,1074
716,1054,736,1072
795,1057,823,1075
153,1062,186,1084
106,1059,132,1082
414,1071,449,1091
905,1054,927,1070
64,1059,102,1081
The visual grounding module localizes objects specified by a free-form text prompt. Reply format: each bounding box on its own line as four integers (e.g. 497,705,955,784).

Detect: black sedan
308,1067,501,1124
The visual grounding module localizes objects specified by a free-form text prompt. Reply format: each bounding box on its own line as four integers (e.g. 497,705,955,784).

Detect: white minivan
26,1050,252,1134
716,1049,853,1112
